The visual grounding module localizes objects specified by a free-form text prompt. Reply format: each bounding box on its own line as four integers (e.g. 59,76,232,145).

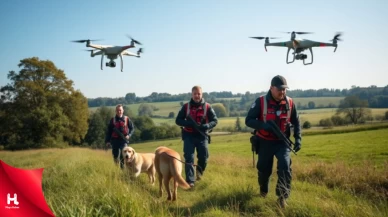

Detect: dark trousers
256,138,292,199
111,139,128,169
183,133,209,184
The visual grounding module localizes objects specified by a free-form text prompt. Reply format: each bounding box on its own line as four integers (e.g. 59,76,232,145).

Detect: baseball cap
271,75,288,89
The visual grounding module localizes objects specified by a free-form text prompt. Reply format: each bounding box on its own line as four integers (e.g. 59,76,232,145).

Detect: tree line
87,86,388,108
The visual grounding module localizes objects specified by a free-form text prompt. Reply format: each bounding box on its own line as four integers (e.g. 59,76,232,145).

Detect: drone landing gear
286,47,314,65
302,47,313,65
286,48,295,64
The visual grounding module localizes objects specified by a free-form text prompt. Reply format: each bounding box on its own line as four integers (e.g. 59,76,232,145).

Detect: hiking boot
196,169,202,181
259,192,267,198
277,197,288,209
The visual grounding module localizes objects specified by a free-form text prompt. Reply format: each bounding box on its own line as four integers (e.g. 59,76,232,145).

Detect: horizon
86,84,387,99
1,0,387,98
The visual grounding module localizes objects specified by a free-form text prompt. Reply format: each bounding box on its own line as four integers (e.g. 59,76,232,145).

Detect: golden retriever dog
122,146,155,184
154,146,191,201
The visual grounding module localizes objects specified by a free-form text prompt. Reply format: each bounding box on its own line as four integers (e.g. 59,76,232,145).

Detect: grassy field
214,97,345,107
293,97,344,107
89,99,387,128
153,108,388,130
1,128,387,217
87,97,345,117
89,101,183,117
299,108,388,125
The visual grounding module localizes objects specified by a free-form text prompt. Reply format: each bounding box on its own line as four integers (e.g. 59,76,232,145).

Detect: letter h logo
7,193,19,205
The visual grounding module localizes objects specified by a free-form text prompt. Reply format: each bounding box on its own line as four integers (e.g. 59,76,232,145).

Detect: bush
385,111,388,120
331,115,347,126
319,118,333,127
302,121,311,129
374,115,384,121
168,112,175,118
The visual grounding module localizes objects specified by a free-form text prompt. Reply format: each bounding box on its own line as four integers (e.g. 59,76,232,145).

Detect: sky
0,0,387,98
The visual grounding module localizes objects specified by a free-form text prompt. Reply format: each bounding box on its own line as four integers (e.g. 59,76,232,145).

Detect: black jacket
175,98,218,136
245,91,301,142
105,115,135,143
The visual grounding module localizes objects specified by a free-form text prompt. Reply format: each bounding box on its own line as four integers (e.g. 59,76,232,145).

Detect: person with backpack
105,104,135,169
245,75,301,208
175,86,218,187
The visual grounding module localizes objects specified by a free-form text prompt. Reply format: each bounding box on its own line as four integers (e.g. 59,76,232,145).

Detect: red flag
0,160,55,217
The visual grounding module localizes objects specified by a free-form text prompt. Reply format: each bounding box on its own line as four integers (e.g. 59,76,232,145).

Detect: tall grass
1,129,388,216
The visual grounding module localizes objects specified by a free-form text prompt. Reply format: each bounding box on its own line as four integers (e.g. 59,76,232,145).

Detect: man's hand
184,121,194,127
125,135,130,140
106,142,111,148
293,140,301,153
262,122,273,132
199,124,210,130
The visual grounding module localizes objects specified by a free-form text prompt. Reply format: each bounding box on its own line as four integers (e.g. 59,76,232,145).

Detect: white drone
72,35,143,72
251,31,342,65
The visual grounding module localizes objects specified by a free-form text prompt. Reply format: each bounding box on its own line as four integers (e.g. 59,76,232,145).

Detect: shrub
331,115,347,126
302,121,311,129
319,118,333,127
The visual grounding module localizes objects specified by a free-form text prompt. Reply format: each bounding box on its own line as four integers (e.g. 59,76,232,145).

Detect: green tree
168,112,175,118
212,103,227,117
132,116,154,131
319,118,333,127
138,103,153,116
235,117,242,131
302,121,311,129
123,105,134,117
308,101,316,109
0,57,89,149
84,112,105,147
125,93,136,103
336,95,371,124
97,106,115,125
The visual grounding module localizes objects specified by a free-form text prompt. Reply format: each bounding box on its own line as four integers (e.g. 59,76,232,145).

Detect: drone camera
106,61,116,68
296,54,308,60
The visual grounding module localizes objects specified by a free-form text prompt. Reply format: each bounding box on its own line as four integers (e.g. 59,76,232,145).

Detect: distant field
293,97,344,107
88,97,345,116
212,97,345,107
152,108,388,129
216,97,241,101
299,108,388,125
89,101,183,116
89,99,387,127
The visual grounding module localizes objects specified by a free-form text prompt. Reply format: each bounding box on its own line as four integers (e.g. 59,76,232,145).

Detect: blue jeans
111,139,128,169
183,133,209,184
256,138,292,199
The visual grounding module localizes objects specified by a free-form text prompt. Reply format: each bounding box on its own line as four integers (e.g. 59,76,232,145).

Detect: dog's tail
170,158,191,189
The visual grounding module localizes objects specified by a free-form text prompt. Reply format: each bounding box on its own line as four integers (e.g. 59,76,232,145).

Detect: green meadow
1,127,387,217
89,99,387,128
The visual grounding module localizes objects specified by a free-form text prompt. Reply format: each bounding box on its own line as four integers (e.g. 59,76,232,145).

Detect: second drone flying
72,35,143,72
251,31,342,65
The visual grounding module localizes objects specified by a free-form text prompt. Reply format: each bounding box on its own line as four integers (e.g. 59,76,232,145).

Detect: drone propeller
138,48,144,53
330,32,343,41
71,39,102,43
284,31,314,35
126,35,142,45
250,37,279,40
